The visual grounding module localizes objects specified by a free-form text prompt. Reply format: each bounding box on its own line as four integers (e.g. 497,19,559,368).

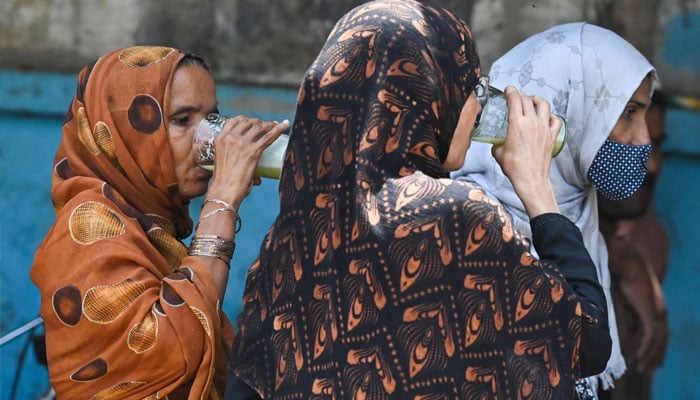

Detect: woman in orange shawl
31,46,288,399
229,1,610,399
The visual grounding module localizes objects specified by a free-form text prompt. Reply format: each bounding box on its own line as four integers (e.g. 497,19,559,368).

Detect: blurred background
1,0,698,398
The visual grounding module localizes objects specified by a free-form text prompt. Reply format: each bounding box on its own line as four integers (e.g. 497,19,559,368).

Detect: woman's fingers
519,90,537,117
504,86,523,117
260,120,290,147
549,112,562,134
531,95,551,117
217,117,289,155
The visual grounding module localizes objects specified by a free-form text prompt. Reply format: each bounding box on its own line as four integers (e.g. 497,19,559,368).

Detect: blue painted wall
1,13,699,399
651,13,700,399
651,110,700,400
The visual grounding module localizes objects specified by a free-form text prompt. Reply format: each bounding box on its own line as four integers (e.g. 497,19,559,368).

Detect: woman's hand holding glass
204,116,290,210
191,116,289,299
491,86,562,218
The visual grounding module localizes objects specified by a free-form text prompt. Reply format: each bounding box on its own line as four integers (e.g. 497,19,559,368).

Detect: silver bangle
188,234,235,267
196,198,242,232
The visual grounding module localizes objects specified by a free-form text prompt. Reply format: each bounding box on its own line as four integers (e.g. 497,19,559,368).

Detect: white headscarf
451,22,655,390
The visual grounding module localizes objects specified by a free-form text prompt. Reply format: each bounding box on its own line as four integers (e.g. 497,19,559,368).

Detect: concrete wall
5,0,697,93
0,0,471,86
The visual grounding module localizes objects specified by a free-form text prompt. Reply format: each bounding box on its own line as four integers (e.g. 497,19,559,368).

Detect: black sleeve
530,213,612,377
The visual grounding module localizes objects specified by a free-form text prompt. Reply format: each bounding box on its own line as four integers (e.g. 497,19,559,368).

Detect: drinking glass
193,113,289,179
472,76,567,157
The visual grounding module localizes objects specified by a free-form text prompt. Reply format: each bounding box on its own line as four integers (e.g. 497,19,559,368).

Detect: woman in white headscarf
452,22,655,395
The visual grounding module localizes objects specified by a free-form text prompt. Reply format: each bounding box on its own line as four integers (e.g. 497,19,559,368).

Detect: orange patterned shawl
230,1,591,399
31,46,232,399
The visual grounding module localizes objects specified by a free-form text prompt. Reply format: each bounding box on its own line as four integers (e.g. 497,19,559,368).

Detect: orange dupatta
31,46,232,399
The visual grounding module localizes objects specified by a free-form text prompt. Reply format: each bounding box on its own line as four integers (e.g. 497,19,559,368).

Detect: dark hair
651,89,668,111
178,53,210,71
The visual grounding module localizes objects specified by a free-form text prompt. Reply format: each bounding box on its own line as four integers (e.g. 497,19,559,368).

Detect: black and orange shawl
31,46,232,399
231,1,591,398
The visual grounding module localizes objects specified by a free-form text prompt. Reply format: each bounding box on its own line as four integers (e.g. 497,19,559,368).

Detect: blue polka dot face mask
587,138,652,201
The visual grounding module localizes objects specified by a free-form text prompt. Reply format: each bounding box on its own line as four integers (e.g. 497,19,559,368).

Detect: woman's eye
172,115,191,126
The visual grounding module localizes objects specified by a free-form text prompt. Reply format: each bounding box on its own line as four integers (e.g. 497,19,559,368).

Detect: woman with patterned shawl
229,1,610,399
31,46,289,398
451,23,656,396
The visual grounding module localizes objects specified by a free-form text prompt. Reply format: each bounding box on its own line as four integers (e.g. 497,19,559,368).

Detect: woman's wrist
188,234,235,267
195,197,241,235
188,198,240,276
203,190,244,211
515,181,560,218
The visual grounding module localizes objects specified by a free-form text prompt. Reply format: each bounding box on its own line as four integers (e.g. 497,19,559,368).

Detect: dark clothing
228,1,608,398
531,213,612,376
229,213,611,397
225,375,262,400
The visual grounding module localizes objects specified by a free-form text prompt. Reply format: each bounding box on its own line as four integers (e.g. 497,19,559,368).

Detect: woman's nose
633,120,651,146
